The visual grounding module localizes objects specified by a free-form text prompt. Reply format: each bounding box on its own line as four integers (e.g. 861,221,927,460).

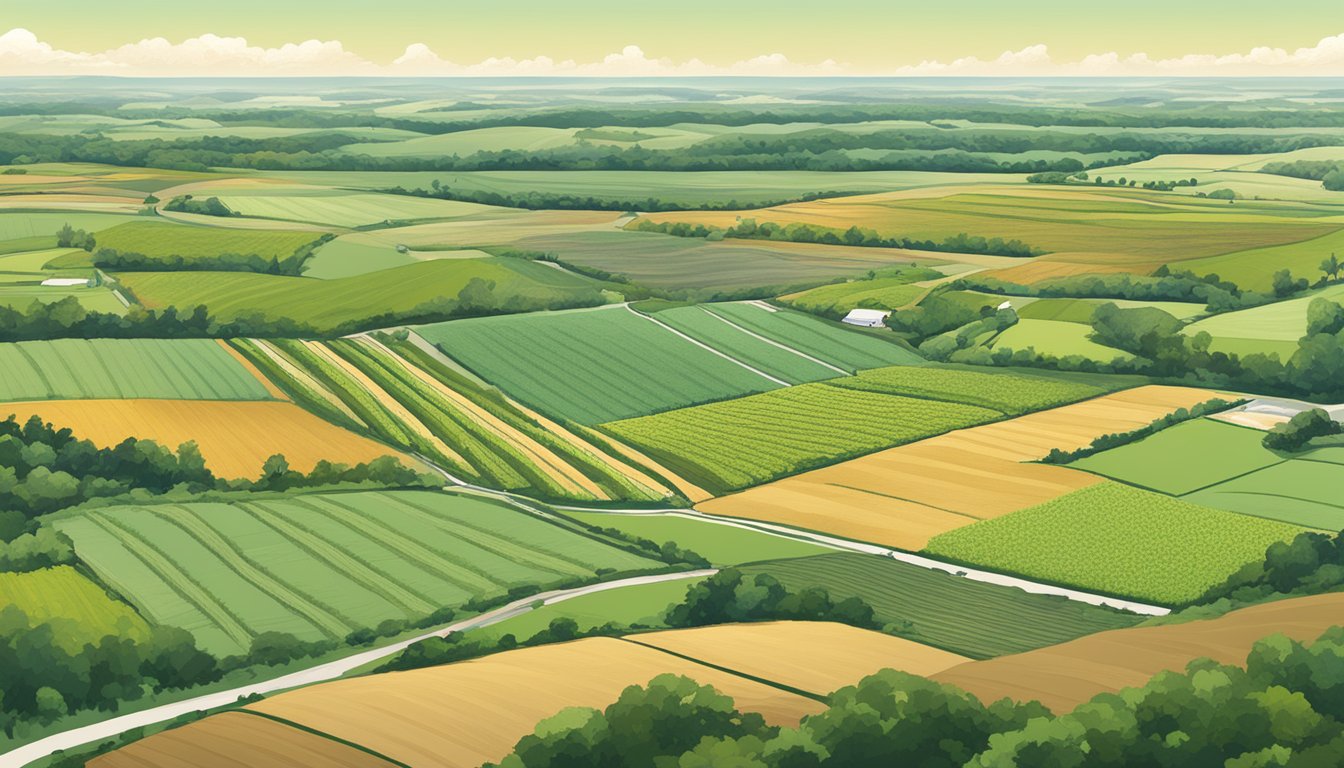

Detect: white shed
841,308,890,328
41,278,89,287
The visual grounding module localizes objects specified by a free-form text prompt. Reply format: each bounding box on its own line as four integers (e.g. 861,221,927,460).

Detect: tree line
633,218,1043,258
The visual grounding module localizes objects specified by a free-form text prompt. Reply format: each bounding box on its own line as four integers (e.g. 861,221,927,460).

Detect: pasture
740,553,1139,658
0,338,273,401
1067,418,1281,495
1184,459,1344,530
95,220,323,264
651,305,850,385
990,319,1135,362
0,399,402,478
247,638,823,767
0,566,149,651
55,490,658,655
417,305,781,424
703,302,923,371
697,385,1221,549
923,482,1305,605
1182,283,1344,358
472,574,708,641
118,257,612,331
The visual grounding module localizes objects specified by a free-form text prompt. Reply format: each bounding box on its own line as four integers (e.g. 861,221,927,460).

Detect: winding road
0,570,715,768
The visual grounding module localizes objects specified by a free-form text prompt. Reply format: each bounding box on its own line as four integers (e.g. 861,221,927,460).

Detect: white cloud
0,29,1343,77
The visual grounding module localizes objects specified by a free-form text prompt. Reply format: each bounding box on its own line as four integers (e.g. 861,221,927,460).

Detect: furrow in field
234,501,435,616
302,340,470,467
87,512,254,651
154,506,353,640
698,305,850,376
362,336,604,499
630,305,790,387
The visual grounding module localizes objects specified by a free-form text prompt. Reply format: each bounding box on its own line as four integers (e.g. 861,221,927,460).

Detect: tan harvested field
216,339,288,399
89,711,395,768
1208,410,1289,430
304,341,469,467
630,621,970,696
0,399,404,478
248,637,823,768
933,592,1344,714
362,336,604,499
699,385,1218,549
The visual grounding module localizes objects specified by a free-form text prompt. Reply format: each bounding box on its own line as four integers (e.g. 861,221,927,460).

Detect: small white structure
41,278,89,287
841,308,890,328
997,300,1014,310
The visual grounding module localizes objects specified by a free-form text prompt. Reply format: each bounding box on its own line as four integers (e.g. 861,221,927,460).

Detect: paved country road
0,570,715,768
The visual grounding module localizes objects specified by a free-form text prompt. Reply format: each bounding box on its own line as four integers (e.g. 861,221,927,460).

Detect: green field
1184,459,1344,530
0,566,150,652
991,319,1135,362
1015,298,1104,324
214,192,494,227
118,257,613,331
603,382,1000,492
738,553,1140,659
510,230,956,293
417,305,782,424
826,365,1106,414
560,511,833,566
1182,284,1344,357
652,305,850,385
781,274,933,316
702,302,923,372
1068,418,1283,495
0,213,138,242
0,338,272,401
923,482,1305,605
1175,227,1344,292
96,220,323,264
471,575,707,642
54,490,659,655
0,284,127,314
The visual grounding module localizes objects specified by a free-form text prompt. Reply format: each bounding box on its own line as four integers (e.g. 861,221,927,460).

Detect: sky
2,0,1343,77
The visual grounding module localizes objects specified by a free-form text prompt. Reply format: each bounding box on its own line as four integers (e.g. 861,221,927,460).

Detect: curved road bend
1,570,716,768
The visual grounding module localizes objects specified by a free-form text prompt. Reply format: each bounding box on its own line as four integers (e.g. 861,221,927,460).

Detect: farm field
604,382,1002,492
629,621,970,696
698,385,1221,549
604,366,1109,493
89,711,397,768
246,637,825,767
650,305,850,385
779,273,933,315
700,301,924,372
1184,459,1344,529
739,553,1141,658
54,490,657,655
0,399,402,478
1067,418,1282,495
933,592,1344,714
118,257,614,331
470,574,708,641
560,511,833,565
417,305,783,424
0,566,149,651
1177,228,1344,292
0,338,273,401
989,318,1135,362
95,220,324,264
213,191,497,227
637,187,1340,280
923,482,1306,605
1181,283,1344,358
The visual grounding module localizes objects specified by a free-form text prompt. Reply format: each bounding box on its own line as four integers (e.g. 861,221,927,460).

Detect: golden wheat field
247,637,824,768
933,592,1344,714
630,621,970,696
89,711,397,768
698,385,1220,549
0,399,405,478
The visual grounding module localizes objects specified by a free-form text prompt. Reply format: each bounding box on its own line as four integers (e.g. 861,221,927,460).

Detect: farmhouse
842,308,889,328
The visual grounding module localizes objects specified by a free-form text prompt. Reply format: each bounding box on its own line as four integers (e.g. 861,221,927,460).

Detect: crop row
826,365,1106,415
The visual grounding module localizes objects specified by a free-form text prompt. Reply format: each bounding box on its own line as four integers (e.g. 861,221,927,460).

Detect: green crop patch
991,319,1135,363
781,277,929,316
560,511,832,566
54,490,658,655
923,482,1306,605
0,566,150,652
1184,459,1344,530
418,305,782,424
96,220,324,264
653,305,846,385
1068,418,1283,495
603,383,1000,492
825,365,1106,415
0,338,273,401
739,553,1140,659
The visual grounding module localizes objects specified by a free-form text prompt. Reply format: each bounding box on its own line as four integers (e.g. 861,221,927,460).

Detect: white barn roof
841,308,890,327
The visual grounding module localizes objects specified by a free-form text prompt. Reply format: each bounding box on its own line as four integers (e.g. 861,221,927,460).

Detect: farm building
842,308,890,328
